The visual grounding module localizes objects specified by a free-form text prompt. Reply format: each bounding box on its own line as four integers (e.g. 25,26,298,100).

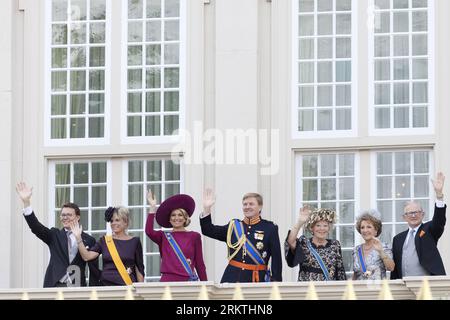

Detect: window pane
129,0,143,19
321,179,336,200
317,109,333,130
129,161,143,182
92,186,107,207
414,176,429,197
52,48,67,68
127,116,142,136
375,107,390,128
377,200,393,222
164,115,179,135
299,86,314,107
299,110,314,131
339,154,354,176
393,83,409,104
145,116,161,136
393,59,409,80
90,46,105,67
56,163,71,184
299,39,314,59
394,35,409,56
299,15,314,36
317,62,332,83
377,153,392,175
147,161,162,181
92,162,107,183
74,187,89,207
303,155,318,177
146,69,161,88
146,21,161,41
147,44,161,65
377,177,392,199
395,152,410,174
164,91,178,112
52,95,67,115
128,93,142,113
70,118,85,138
128,185,143,206
317,38,332,59
165,161,180,181
336,14,351,34
89,117,104,138
89,94,104,114
165,0,180,17
318,14,332,35
51,118,67,139
336,38,351,58
70,94,85,115
147,0,161,18
339,202,354,224
317,86,332,107
146,92,161,112
303,180,318,201
413,82,428,103
394,107,409,128
339,177,354,200
336,85,351,106
164,20,179,41
74,163,89,184
164,68,179,88
414,151,429,174
395,176,410,198
336,109,352,130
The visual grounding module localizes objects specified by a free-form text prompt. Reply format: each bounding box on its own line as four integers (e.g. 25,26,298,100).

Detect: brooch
256,242,264,250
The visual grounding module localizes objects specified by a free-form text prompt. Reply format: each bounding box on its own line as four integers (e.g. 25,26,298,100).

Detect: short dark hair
61,202,81,216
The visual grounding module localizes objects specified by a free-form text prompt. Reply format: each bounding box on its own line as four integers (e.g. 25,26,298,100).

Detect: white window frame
291,0,358,139
295,151,360,273
44,0,112,146
120,0,186,145
368,0,435,136
48,159,112,235
369,148,434,243
122,157,184,281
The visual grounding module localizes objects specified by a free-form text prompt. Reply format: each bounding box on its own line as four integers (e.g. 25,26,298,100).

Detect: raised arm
70,221,100,262
287,206,311,251
430,172,446,239
144,189,163,244
16,182,51,244
200,188,228,241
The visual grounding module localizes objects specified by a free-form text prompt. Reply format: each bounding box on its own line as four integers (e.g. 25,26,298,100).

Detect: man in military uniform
200,188,282,283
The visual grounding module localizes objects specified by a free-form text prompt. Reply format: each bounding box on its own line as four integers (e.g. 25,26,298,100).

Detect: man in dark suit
16,182,100,287
200,189,282,283
391,172,446,279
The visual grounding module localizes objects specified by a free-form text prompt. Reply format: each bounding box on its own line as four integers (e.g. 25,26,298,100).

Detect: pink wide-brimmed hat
155,194,196,228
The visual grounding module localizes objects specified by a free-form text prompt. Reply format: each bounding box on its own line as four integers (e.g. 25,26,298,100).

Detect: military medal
262,251,267,258
256,241,264,250
254,231,264,240
364,270,372,277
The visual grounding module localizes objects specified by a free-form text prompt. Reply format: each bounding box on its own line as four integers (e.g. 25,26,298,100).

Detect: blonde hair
171,208,191,227
242,193,263,206
112,206,130,228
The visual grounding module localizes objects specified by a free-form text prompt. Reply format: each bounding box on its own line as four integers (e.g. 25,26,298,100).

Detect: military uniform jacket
200,214,282,283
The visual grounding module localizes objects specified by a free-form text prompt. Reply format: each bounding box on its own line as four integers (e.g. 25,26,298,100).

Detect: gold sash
105,235,133,285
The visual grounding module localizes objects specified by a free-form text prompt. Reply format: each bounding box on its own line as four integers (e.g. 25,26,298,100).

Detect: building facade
0,0,449,288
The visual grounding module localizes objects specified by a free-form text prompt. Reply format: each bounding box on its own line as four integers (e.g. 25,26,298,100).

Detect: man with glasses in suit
16,182,100,287
391,172,446,279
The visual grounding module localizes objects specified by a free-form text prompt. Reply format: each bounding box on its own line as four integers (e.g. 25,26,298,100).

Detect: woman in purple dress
71,207,145,286
145,190,207,282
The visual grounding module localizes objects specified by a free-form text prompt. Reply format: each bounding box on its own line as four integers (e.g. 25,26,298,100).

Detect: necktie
405,229,415,250
67,231,77,263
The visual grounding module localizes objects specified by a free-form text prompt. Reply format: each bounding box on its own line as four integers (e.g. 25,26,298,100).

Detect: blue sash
357,246,368,274
164,232,198,281
232,219,271,282
306,238,330,281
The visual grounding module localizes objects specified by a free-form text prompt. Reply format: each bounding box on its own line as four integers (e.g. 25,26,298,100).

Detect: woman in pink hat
145,190,207,282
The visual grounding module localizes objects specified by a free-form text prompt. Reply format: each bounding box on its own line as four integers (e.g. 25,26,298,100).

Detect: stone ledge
0,277,448,300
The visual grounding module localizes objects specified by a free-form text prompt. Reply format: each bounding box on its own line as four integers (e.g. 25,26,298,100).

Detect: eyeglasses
404,211,422,217
60,213,76,219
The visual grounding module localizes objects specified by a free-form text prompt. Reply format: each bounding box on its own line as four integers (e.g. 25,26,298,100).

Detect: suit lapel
58,229,70,263
397,230,408,276
414,224,424,258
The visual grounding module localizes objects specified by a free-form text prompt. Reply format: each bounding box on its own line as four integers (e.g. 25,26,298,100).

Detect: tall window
371,0,431,130
373,150,432,245
293,0,354,136
125,159,181,281
126,0,183,139
297,152,357,273
48,0,108,142
50,160,109,241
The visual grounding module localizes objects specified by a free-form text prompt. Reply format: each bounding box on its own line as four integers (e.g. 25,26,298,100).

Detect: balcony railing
0,276,449,300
